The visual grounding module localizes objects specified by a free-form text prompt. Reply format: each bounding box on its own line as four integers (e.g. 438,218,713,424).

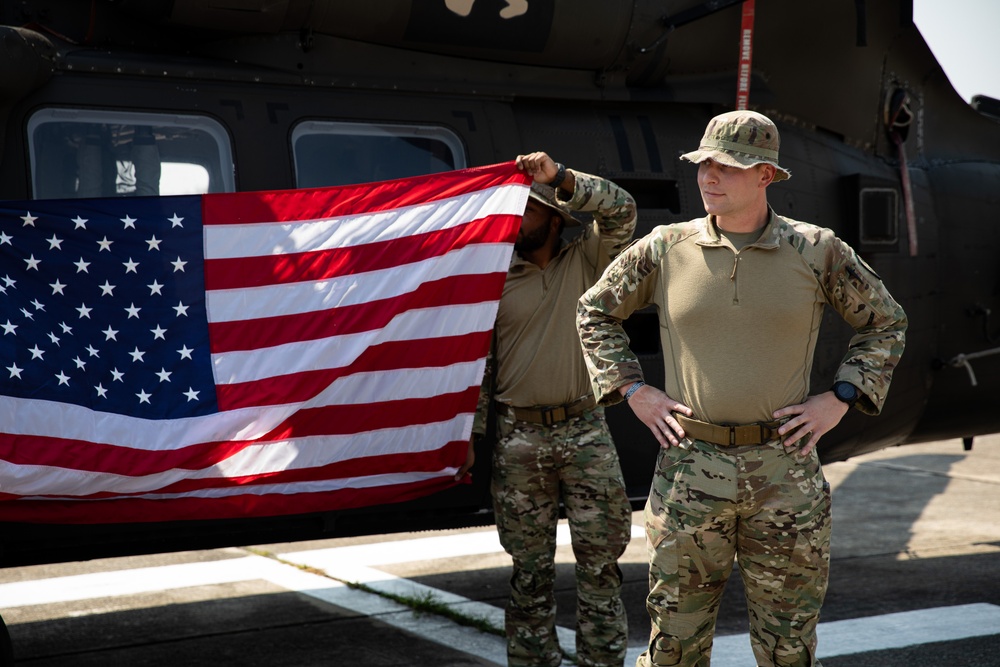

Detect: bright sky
913,0,1000,103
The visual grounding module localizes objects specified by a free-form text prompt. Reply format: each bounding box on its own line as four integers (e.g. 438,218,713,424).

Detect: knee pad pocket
649,632,682,666
772,637,816,667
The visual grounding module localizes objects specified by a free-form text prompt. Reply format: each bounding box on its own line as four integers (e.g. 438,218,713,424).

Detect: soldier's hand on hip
773,392,850,456
622,383,693,449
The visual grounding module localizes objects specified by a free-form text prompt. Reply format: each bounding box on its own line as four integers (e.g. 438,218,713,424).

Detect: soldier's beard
515,223,550,253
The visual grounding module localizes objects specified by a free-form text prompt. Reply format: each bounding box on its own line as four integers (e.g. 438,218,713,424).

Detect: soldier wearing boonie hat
527,180,581,226
578,111,907,666
680,109,791,181
462,151,637,667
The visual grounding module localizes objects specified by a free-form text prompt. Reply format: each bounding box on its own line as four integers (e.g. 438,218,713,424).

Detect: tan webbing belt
675,413,782,447
496,395,598,426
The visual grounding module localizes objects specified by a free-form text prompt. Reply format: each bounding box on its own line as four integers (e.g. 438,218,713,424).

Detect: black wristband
549,163,566,189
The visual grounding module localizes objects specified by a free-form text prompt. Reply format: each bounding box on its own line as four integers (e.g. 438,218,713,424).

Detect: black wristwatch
549,162,567,189
831,381,859,407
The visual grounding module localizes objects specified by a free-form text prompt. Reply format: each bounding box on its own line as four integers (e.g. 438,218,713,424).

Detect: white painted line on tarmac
631,603,1000,666
0,554,511,663
2,528,997,666
258,559,510,665
275,555,573,662
0,558,265,607
283,522,645,568
817,603,1000,655
279,523,643,660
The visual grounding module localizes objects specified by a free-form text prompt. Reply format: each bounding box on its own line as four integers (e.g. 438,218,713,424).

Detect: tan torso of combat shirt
493,229,607,407
489,170,637,409
578,210,908,423
650,218,822,424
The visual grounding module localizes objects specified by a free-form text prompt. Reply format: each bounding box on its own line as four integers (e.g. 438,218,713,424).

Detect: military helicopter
0,0,997,625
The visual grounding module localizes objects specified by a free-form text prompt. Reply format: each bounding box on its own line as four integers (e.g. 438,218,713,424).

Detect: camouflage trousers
491,406,633,667
637,438,831,667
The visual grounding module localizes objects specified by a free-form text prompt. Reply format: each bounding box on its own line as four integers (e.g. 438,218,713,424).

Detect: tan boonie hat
527,181,580,226
680,110,791,181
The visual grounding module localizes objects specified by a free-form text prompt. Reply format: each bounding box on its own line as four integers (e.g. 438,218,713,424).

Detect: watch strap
549,162,566,189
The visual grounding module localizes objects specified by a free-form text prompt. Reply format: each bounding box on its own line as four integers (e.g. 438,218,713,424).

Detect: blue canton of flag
0,196,218,419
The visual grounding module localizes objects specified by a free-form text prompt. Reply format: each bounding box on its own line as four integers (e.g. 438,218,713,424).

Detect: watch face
835,382,857,402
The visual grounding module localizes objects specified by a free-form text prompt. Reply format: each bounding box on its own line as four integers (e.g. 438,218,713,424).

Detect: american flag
0,163,529,523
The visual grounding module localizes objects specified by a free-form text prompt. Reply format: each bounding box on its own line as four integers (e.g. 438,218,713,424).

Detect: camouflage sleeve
559,169,637,257
819,233,907,415
471,337,495,437
577,229,663,406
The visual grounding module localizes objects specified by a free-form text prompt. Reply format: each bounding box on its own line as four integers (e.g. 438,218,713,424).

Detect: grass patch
245,547,503,636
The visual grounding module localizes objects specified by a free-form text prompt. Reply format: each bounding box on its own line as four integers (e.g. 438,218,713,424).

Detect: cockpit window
291,121,465,187
27,109,234,200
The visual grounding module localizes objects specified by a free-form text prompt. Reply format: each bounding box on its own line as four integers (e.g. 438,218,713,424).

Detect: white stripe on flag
203,183,527,259
0,414,471,497
211,301,499,385
0,361,484,452
205,242,512,322
19,470,459,503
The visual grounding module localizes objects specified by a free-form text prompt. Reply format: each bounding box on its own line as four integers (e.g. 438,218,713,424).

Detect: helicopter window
291,121,465,187
859,187,899,246
27,109,234,200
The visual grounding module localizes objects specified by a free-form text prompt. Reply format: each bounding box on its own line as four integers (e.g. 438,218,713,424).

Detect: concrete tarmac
2,435,999,666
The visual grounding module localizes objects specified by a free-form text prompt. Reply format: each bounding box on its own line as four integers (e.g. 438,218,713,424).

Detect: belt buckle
541,406,566,426
719,422,737,447
727,424,757,446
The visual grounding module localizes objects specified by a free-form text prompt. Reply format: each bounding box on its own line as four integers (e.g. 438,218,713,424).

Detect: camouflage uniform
475,169,637,666
576,112,907,667
492,407,632,666
641,437,830,667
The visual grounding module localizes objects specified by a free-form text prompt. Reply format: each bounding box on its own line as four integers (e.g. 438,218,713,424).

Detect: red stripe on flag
0,475,465,524
204,215,519,290
202,163,530,225
263,389,480,438
209,273,506,353
0,388,479,478
215,330,491,410
115,444,466,497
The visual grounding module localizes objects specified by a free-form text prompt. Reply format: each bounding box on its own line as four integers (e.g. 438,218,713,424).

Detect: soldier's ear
759,164,776,187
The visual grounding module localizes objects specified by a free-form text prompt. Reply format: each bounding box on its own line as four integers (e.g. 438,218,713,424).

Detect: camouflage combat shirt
474,170,636,430
577,210,907,424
